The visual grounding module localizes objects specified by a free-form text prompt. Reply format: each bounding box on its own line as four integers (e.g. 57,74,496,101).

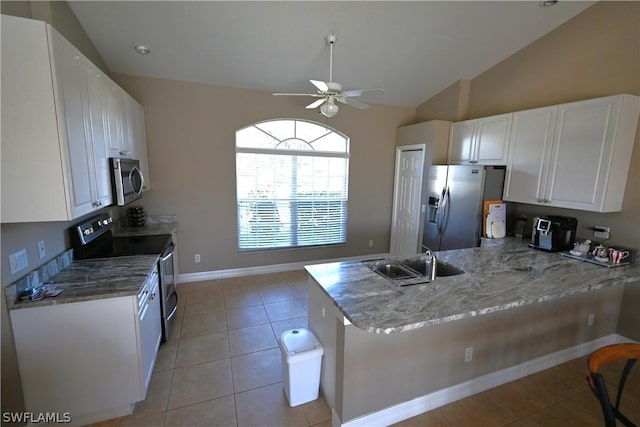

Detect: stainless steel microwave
110,158,145,206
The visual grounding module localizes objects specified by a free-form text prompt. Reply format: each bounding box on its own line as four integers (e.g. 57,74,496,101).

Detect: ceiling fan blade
273,92,323,97
310,80,329,92
342,88,385,97
338,97,370,110
306,98,327,109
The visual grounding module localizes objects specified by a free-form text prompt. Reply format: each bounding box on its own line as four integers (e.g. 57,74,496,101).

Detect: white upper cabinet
448,113,512,165
1,15,149,223
49,28,113,218
106,81,150,190
503,94,640,212
130,100,151,190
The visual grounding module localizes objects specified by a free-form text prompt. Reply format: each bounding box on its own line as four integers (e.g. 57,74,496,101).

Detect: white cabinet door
49,29,96,219
448,114,512,165
84,64,113,208
130,99,151,190
474,114,512,164
137,270,162,395
503,106,557,204
546,97,620,211
118,89,135,158
50,29,114,217
448,121,475,164
106,82,125,158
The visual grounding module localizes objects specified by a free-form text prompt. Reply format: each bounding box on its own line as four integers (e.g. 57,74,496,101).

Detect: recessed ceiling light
134,44,150,55
539,0,558,7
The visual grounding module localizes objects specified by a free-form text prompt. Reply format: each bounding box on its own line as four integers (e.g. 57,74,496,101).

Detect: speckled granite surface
305,239,640,334
8,255,158,310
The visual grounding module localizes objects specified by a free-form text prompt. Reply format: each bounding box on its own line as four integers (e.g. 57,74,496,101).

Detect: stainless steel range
71,213,177,341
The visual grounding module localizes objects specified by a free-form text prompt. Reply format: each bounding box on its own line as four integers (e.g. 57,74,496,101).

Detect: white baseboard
177,252,389,284
337,333,635,427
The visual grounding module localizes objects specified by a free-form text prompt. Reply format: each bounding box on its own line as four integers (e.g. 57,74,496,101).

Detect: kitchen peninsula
305,240,640,426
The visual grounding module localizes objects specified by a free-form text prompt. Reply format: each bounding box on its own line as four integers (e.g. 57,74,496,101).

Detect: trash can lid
281,328,322,354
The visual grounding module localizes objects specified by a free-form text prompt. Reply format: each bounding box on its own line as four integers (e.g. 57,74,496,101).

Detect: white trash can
279,328,324,407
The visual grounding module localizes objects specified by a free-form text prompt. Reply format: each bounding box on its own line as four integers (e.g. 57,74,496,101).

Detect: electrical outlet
593,226,610,240
9,249,29,274
38,240,46,259
194,254,201,263
464,346,473,363
588,313,595,326
368,240,374,247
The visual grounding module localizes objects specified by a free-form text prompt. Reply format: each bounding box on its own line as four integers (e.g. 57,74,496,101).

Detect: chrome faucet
424,247,437,280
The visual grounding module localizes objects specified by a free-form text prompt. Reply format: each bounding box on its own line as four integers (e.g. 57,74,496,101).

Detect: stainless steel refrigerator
421,165,505,251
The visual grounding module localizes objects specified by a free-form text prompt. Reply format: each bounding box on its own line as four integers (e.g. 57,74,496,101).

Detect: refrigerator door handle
442,186,451,233
438,187,450,234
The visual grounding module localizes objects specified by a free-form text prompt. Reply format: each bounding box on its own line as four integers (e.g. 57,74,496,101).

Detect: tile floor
92,270,638,427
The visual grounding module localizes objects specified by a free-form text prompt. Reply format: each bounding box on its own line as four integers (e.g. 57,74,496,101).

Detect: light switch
38,240,46,258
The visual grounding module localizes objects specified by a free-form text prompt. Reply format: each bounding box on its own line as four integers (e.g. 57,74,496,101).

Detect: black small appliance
529,215,577,252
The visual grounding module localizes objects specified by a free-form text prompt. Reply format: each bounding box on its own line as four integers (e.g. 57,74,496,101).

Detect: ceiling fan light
320,99,339,117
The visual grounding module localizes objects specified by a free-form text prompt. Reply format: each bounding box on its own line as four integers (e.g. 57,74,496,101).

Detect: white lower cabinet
10,267,161,426
503,94,640,212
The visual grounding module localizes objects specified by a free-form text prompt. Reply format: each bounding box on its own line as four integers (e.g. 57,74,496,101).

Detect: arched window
235,119,350,250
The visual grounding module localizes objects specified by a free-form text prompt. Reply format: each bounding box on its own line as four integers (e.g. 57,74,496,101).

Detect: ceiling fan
273,34,384,117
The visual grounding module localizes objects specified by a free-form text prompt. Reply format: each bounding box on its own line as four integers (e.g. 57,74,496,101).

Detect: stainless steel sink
371,263,418,280
364,257,465,285
403,258,465,277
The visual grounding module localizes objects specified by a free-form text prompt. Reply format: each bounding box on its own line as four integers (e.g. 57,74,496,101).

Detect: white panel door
390,146,425,256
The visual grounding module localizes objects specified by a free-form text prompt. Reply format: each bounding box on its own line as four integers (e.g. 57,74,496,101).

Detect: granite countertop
112,216,177,238
8,255,159,310
305,239,640,334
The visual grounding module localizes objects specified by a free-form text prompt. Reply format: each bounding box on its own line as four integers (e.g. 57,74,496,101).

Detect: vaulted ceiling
69,1,594,108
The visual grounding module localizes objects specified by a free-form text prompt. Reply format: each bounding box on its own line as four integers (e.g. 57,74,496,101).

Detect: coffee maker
529,216,577,252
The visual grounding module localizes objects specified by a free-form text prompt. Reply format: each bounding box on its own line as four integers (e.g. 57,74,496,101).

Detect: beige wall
113,73,415,274
416,1,640,249
416,79,470,122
